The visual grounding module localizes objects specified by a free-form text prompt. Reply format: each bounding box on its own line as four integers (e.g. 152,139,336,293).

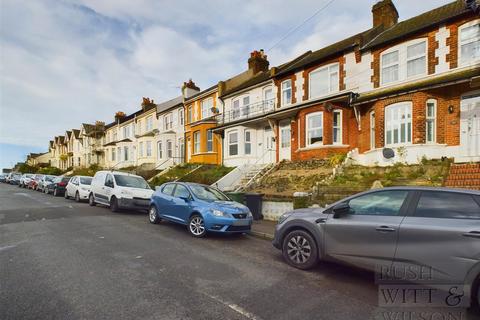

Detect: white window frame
201,97,214,119
193,131,200,154
244,130,252,155
380,38,427,86
228,131,239,156
139,141,144,157
123,146,129,161
146,141,152,157
281,80,292,106
426,99,437,144
458,19,480,66
146,116,153,132
306,112,324,146
332,109,342,145
206,130,213,152
111,148,116,162
158,141,163,159
179,109,184,126
166,140,172,158
370,111,376,150
232,99,240,119
384,102,413,147
164,113,173,131
308,63,339,99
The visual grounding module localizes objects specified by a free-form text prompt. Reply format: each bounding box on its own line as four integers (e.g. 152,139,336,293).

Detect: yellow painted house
184,85,222,165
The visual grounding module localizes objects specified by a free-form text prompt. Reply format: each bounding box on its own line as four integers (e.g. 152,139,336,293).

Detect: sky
0,0,453,171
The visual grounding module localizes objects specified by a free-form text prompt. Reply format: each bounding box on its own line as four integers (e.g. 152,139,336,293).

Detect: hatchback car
19,174,34,188
37,175,57,192
65,176,93,202
149,182,253,237
9,173,22,185
28,174,44,190
45,176,70,196
273,187,480,308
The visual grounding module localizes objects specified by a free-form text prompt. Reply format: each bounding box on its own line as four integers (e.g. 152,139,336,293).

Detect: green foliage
17,163,38,174
149,164,234,188
37,167,63,175
70,164,101,177
327,153,347,167
293,196,310,209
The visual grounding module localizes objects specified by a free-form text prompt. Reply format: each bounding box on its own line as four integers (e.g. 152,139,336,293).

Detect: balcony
217,99,275,125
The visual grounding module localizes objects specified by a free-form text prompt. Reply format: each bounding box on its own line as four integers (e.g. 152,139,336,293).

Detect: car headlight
211,209,228,217
247,211,253,218
278,212,293,224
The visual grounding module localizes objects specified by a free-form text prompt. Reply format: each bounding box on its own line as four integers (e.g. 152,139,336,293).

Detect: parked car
272,187,480,307
88,171,153,212
19,173,35,188
9,173,22,185
28,174,44,190
0,174,6,183
65,176,93,202
45,176,70,196
37,175,57,192
149,182,253,237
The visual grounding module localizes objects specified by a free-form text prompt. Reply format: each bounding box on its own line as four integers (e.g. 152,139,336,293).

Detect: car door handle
376,226,396,232
462,231,480,239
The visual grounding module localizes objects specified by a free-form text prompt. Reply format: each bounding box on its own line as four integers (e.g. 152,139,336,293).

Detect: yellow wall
184,91,222,165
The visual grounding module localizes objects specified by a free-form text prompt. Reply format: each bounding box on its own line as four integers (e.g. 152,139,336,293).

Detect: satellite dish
383,148,395,159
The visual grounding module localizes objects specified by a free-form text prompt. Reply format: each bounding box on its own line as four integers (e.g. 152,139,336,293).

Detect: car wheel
110,197,119,212
44,187,48,194
188,214,206,238
75,192,80,202
148,205,161,224
53,188,58,197
88,193,96,206
282,230,319,270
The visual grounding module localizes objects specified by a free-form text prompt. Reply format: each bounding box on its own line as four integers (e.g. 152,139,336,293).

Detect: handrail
218,99,275,125
174,164,203,182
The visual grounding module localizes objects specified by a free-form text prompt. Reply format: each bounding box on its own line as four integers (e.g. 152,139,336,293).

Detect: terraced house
79,122,106,168
184,82,222,164
263,0,479,166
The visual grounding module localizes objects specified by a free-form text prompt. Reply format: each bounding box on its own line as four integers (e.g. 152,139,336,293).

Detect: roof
156,96,183,114
354,66,480,104
276,27,383,77
362,0,477,50
72,129,80,139
184,83,218,102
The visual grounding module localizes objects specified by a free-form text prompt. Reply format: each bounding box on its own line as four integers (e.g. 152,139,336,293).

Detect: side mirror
332,202,350,218
180,196,190,202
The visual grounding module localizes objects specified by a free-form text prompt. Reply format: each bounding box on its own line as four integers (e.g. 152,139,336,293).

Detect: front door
187,138,192,162
263,126,275,163
279,121,291,161
325,190,410,271
460,93,480,160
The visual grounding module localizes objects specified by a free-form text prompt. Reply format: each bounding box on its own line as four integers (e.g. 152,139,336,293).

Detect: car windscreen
189,185,230,202
46,176,56,181
80,177,92,185
114,175,150,189
26,174,34,178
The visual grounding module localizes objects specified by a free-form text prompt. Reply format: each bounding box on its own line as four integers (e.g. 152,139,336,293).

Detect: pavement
0,183,477,320
251,220,276,240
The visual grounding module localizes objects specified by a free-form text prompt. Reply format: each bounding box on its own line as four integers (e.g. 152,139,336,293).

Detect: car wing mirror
332,202,350,218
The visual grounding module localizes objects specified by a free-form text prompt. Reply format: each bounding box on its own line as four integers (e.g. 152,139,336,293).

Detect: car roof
371,186,480,195
98,170,143,178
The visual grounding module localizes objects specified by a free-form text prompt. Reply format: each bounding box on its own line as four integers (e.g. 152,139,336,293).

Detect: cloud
0,0,453,154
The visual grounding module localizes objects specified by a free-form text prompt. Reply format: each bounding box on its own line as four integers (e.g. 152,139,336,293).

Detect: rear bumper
118,197,150,211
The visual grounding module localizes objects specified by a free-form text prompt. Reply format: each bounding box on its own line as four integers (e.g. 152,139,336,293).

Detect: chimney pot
248,50,269,74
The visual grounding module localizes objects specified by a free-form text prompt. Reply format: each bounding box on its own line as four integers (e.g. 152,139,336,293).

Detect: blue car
149,182,253,237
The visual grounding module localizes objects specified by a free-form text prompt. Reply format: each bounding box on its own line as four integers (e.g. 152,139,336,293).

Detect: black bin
245,193,263,220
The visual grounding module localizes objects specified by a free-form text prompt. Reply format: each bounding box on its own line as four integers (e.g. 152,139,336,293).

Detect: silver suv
273,187,480,307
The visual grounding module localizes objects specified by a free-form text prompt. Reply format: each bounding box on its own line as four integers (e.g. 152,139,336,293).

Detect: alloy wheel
189,216,205,237
287,235,312,264
149,206,159,224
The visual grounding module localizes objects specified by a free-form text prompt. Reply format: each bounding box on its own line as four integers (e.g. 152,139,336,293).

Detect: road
0,183,477,320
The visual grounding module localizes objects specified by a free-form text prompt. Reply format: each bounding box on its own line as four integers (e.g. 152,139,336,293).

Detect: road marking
202,292,261,320
0,244,17,252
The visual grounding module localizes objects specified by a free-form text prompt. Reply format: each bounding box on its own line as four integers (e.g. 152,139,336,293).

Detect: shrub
328,153,347,167
37,167,62,175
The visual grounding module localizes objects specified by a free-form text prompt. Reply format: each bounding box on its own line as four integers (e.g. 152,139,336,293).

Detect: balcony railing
217,99,275,125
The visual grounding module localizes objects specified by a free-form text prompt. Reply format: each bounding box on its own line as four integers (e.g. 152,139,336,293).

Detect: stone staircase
235,164,272,192
444,163,480,190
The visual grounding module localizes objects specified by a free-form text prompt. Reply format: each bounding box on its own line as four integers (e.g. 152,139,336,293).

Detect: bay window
228,131,238,156
124,146,129,161
332,110,342,145
166,140,172,158
146,116,153,132
459,21,480,65
158,141,163,159
309,63,339,99
384,102,412,146
146,141,152,157
193,131,200,154
381,39,427,85
306,112,323,146
426,99,437,143
281,80,292,106
139,142,144,157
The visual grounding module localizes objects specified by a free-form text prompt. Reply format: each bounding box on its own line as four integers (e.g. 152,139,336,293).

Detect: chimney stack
114,112,126,124
372,0,398,28
248,49,269,74
182,79,200,99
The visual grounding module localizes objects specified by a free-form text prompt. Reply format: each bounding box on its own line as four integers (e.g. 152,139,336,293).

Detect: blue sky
0,0,452,171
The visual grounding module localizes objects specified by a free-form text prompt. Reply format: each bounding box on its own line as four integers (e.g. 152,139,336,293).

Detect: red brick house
271,0,480,165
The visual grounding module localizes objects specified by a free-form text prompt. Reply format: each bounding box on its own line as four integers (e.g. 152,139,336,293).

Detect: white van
89,171,153,212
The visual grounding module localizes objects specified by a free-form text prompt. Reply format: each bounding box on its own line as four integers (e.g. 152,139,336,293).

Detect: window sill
299,144,350,151
192,152,217,156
